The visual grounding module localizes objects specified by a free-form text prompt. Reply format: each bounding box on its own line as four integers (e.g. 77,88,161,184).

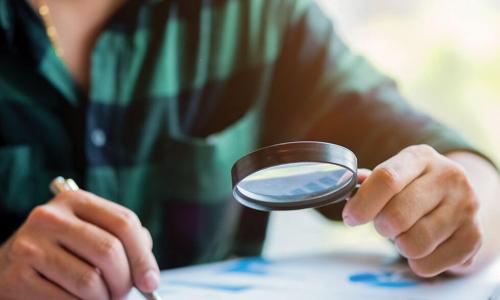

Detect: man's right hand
0,190,160,300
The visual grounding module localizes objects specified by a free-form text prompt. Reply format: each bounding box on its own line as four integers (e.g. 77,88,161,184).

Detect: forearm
446,151,500,274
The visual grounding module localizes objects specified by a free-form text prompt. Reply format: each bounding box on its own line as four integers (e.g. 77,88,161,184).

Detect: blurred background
264,0,500,258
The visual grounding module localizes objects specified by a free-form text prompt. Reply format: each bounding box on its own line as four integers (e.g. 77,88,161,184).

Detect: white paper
129,251,500,300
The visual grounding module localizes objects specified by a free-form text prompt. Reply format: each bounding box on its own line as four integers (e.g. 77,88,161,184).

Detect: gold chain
36,0,64,57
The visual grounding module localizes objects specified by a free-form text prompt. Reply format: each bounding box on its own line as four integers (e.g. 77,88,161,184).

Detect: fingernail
142,270,159,291
343,214,358,227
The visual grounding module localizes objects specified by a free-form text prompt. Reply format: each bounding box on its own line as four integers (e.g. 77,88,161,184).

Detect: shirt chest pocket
0,146,46,214
159,107,262,203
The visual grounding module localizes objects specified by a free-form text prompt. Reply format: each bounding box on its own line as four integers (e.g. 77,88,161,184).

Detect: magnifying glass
231,141,359,211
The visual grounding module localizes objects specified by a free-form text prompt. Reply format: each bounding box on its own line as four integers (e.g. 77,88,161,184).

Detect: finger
395,201,462,259
342,169,372,202
408,221,482,278
4,266,77,300
33,243,109,300
31,271,78,300
343,145,434,226
373,175,444,238
54,191,160,293
54,216,132,299
25,203,131,298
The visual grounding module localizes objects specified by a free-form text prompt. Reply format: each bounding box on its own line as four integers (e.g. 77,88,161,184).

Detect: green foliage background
323,0,500,166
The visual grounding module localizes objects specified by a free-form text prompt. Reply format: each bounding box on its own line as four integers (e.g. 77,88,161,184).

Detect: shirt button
91,129,107,147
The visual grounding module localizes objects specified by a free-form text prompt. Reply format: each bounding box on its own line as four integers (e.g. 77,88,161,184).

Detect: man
0,0,499,299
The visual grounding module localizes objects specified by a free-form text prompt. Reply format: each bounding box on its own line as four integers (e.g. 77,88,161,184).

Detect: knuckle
405,144,436,159
27,205,70,233
115,208,141,231
466,224,483,250
373,166,401,194
96,236,122,259
459,187,479,217
27,205,60,225
440,161,467,183
445,166,462,180
462,196,480,217
9,238,40,260
76,269,101,292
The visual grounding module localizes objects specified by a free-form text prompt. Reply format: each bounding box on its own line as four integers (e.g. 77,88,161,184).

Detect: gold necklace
35,0,64,57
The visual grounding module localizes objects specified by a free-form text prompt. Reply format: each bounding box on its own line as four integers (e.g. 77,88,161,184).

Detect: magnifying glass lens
236,162,354,203
231,142,358,211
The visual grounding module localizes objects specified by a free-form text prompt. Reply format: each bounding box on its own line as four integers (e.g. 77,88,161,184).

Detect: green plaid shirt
0,0,474,269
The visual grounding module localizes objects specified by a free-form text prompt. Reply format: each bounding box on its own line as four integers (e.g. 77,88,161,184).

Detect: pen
50,177,162,300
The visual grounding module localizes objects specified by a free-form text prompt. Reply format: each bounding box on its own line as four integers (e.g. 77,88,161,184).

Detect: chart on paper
129,251,500,300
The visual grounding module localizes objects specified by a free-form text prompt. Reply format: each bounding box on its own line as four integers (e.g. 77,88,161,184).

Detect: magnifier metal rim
231,141,357,211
